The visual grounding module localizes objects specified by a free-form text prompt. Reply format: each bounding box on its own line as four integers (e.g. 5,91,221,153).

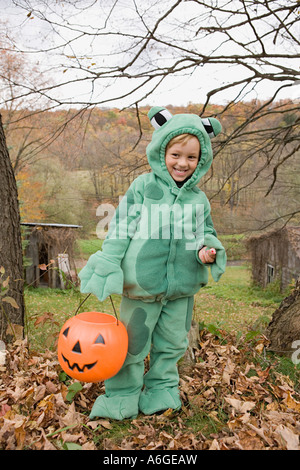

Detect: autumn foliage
17,168,46,221
2,99,298,233
1,328,299,450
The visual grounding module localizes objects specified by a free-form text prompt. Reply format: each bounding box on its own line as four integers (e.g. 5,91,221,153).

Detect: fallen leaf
34,312,55,326
238,430,265,450
209,438,220,450
59,402,83,427
38,264,48,271
283,391,300,412
225,397,256,414
87,419,112,430
0,404,11,417
222,358,235,385
275,424,299,450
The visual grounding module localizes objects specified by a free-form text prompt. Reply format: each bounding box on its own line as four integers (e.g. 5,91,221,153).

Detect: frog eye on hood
149,107,173,130
201,117,222,139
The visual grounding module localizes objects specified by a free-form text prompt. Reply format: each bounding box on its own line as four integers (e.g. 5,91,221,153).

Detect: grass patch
24,263,289,352
194,263,288,333
218,234,248,261
75,238,103,260
24,286,121,351
90,420,133,450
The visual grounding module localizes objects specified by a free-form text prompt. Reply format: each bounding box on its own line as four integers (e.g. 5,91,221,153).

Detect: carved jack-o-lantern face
57,312,128,383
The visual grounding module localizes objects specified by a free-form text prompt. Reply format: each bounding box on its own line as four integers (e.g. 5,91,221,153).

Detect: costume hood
146,106,222,189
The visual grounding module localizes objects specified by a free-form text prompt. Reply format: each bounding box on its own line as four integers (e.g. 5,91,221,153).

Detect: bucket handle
74,293,119,325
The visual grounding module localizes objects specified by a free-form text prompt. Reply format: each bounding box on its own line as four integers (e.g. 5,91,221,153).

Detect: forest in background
2,99,299,238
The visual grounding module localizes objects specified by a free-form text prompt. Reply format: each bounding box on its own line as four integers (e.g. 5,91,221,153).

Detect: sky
0,0,299,109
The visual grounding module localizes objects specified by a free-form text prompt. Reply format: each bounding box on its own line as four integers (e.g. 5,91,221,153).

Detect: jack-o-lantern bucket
57,312,128,383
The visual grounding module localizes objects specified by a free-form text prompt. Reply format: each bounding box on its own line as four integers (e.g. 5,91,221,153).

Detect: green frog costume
79,107,226,420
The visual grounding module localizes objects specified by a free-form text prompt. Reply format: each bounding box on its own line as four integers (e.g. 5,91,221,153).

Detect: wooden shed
21,222,81,289
247,226,300,291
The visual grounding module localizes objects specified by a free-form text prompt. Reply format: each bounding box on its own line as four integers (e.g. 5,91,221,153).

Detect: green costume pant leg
139,296,194,415
89,297,160,420
89,296,194,420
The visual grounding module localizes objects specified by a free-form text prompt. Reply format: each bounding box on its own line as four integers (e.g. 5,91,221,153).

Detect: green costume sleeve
79,179,143,301
196,199,226,282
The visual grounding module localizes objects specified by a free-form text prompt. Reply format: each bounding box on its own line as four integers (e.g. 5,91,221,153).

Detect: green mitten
79,251,124,301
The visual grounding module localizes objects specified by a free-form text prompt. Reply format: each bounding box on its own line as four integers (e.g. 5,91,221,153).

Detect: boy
79,107,226,420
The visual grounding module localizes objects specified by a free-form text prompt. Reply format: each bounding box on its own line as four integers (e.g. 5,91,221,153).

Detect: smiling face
165,135,200,183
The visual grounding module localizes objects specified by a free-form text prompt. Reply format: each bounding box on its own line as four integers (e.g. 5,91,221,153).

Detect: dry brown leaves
0,330,299,451
0,340,101,450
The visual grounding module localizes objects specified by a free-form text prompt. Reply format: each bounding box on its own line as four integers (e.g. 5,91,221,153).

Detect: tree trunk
0,114,25,342
266,278,300,356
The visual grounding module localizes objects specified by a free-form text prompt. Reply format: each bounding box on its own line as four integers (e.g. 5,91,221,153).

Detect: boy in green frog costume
79,107,226,420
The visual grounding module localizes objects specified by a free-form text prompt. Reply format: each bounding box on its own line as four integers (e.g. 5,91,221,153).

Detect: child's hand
199,247,216,264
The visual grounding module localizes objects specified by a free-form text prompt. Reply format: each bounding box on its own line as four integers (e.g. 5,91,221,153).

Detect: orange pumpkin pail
57,311,128,383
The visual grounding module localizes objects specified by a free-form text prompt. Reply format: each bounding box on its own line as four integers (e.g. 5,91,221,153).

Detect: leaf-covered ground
0,329,299,450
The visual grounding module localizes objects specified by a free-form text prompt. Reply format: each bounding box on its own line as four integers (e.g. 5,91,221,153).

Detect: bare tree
0,114,25,342
0,1,298,227
2,1,297,105
0,43,69,174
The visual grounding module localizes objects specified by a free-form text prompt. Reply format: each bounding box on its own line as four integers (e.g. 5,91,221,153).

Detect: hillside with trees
1,100,299,237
